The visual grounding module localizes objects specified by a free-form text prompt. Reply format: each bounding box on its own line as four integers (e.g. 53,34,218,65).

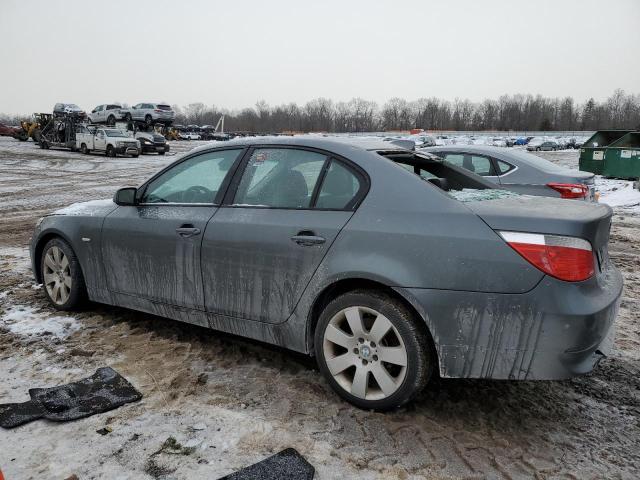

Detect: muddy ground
0,137,638,479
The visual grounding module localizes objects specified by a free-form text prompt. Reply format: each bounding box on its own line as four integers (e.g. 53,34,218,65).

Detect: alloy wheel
43,246,72,305
322,306,408,401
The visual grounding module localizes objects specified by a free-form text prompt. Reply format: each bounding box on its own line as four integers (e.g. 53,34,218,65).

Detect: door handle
176,225,201,238
291,231,326,246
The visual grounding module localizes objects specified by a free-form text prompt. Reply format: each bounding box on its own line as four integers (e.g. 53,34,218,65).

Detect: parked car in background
527,139,559,151
134,130,170,155
76,126,140,157
53,103,86,118
514,137,529,145
179,126,202,140
123,103,175,125
424,145,597,200
409,134,436,147
88,104,127,125
30,137,621,411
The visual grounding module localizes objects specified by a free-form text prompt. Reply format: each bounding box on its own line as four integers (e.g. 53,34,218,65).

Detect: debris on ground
0,367,142,428
219,448,315,480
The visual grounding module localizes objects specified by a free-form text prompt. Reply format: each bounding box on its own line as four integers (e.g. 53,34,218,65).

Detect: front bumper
140,142,169,153
403,265,623,380
115,146,140,156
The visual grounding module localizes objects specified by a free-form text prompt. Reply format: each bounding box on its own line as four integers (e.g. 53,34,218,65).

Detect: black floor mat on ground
0,367,142,429
219,448,315,480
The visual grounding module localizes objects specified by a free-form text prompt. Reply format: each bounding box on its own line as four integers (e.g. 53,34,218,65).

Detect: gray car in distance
30,137,622,410
425,145,596,200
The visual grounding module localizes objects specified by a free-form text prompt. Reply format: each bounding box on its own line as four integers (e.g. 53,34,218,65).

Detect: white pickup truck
76,126,140,157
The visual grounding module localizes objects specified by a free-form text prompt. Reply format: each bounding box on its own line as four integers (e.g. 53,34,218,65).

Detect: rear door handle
176,225,201,238
291,231,326,246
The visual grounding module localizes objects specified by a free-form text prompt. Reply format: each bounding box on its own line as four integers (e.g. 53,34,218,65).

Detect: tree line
173,89,640,133
2,89,639,133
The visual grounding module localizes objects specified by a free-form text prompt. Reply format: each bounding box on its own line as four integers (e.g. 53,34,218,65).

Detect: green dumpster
579,130,632,175
602,132,640,179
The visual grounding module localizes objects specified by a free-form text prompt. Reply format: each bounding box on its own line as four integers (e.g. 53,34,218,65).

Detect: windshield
105,130,125,137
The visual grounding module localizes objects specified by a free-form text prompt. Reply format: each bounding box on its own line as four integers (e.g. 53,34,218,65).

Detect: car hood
52,199,118,217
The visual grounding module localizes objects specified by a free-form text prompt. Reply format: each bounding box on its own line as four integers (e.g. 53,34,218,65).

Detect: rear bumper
404,265,623,380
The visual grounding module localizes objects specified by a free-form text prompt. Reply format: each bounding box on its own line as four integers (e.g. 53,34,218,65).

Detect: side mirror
114,187,137,206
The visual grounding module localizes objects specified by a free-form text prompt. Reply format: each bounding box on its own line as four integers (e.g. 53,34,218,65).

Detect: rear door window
233,148,327,209
442,153,496,176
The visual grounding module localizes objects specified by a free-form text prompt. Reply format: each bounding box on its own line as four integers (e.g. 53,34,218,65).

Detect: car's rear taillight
499,231,594,282
155,109,162,113
547,182,588,199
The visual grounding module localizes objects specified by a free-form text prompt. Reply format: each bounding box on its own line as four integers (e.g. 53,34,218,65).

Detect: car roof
190,135,409,156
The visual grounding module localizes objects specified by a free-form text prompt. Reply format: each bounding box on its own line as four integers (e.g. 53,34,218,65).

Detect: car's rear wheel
124,113,132,122
145,115,152,126
80,143,88,154
107,115,115,126
41,238,86,310
106,145,115,157
315,290,433,411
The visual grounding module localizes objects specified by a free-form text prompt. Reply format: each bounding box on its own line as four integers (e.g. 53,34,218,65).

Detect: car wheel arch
33,231,82,284
306,278,439,372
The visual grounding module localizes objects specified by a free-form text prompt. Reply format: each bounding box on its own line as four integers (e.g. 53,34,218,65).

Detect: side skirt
105,292,308,353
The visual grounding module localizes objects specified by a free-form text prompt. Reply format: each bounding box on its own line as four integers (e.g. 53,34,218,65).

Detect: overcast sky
1,0,638,115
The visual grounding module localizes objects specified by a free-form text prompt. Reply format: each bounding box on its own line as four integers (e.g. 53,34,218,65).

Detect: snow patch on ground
1,304,80,339
597,178,640,210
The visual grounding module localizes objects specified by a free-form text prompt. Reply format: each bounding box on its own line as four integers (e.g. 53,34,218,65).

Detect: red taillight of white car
547,182,589,199
499,231,595,282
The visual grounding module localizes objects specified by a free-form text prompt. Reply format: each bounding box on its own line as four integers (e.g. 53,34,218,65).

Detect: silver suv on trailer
88,104,127,126
123,103,175,125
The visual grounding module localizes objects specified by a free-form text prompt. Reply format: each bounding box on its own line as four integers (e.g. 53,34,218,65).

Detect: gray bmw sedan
31,137,622,410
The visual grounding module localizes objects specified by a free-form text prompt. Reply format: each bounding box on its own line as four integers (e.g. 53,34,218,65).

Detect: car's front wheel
40,238,87,310
315,290,433,411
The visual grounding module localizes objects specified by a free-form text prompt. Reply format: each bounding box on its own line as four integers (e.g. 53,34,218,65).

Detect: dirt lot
1,137,639,479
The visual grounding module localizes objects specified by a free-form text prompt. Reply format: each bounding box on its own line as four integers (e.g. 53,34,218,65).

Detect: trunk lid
465,195,613,251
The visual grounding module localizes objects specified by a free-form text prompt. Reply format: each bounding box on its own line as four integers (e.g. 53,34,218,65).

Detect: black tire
158,151,165,155
40,237,87,311
314,290,433,411
145,115,152,126
132,153,139,158
41,141,49,150
107,115,116,126
536,147,541,151
124,113,132,121
80,143,88,154
106,145,115,157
